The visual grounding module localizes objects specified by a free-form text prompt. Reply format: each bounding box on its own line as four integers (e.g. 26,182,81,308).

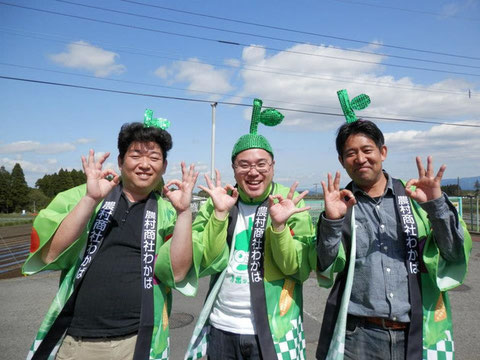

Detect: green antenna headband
337,89,370,123
231,98,284,160
143,109,170,130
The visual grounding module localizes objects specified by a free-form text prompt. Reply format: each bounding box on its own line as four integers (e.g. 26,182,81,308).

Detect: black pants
207,326,263,360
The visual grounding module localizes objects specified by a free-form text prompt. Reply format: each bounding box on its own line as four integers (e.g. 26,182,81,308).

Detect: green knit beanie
231,98,284,161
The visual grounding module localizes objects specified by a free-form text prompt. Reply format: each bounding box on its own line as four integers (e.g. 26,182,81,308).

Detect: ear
338,155,345,168
161,159,168,175
380,145,387,161
118,155,123,170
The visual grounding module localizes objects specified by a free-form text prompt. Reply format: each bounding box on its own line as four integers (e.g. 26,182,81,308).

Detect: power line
3,27,476,98
119,0,480,61
0,62,341,111
1,75,478,128
54,0,480,70
329,0,480,22
2,61,476,124
2,1,480,78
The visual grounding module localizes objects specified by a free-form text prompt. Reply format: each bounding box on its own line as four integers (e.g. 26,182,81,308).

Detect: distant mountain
301,176,480,194
441,176,480,191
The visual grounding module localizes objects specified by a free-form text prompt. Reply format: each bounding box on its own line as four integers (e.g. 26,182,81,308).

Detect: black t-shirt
67,194,147,338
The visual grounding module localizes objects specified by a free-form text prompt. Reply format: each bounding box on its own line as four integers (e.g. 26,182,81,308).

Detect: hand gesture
268,182,310,232
405,156,445,203
82,149,120,203
198,169,238,220
322,172,356,220
163,162,199,213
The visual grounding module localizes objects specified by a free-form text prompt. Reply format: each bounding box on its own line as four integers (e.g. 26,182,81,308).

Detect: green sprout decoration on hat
144,109,170,130
337,89,371,123
231,98,284,160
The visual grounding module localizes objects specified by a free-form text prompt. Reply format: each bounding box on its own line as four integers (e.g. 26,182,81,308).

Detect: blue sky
1,0,479,192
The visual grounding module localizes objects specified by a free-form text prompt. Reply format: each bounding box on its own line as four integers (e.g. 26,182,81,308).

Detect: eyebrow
129,149,162,156
237,158,269,163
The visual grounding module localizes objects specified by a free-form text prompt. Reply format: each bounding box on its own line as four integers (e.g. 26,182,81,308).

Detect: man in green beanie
185,99,316,360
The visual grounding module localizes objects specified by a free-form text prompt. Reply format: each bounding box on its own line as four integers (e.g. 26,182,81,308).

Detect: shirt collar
237,182,273,205
351,170,395,197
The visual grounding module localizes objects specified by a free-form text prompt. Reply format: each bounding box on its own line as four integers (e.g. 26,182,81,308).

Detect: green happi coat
316,181,472,360
22,184,207,360
185,182,316,360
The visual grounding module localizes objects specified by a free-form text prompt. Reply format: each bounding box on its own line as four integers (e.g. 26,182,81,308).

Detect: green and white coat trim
22,184,203,360
184,182,316,360
316,180,472,360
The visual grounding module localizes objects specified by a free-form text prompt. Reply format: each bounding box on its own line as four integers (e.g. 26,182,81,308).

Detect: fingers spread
287,182,298,199
416,156,425,178
293,190,309,205
435,164,446,181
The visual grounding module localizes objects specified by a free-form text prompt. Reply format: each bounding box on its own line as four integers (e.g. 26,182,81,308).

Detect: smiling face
339,134,387,193
233,148,274,199
118,141,167,201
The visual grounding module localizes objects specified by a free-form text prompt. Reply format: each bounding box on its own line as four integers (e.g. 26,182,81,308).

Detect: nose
139,157,151,169
355,152,366,164
246,166,260,175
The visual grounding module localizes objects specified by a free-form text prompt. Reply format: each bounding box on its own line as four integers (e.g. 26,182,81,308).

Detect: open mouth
136,173,152,180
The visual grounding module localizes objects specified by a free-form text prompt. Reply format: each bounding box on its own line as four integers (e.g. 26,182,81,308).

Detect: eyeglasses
233,161,272,174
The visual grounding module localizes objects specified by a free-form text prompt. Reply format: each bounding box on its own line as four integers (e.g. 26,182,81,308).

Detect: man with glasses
185,99,315,360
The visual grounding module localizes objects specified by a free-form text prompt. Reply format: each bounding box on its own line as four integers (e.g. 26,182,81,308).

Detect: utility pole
313,183,320,195
210,102,218,182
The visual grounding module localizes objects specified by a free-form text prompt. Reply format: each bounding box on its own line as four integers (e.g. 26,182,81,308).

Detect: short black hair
117,122,173,161
335,120,384,157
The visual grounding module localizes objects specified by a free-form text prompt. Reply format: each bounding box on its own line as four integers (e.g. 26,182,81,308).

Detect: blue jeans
207,326,263,360
344,316,407,360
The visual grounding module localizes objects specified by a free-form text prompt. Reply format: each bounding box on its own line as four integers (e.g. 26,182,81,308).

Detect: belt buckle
380,318,390,329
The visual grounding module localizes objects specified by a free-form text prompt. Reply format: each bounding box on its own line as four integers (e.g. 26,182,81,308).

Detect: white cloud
155,58,234,100
225,58,241,67
165,161,209,178
0,157,51,173
231,43,479,131
50,41,126,77
0,141,76,155
385,120,480,158
75,138,95,144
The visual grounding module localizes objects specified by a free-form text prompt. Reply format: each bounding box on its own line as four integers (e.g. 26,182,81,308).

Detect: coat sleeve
413,199,472,291
193,198,229,277
22,184,90,275
156,198,229,295
315,212,348,288
267,195,316,283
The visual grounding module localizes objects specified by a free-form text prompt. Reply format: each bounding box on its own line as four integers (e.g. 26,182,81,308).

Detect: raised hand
268,182,310,232
405,156,445,203
163,162,199,213
198,169,238,219
322,172,356,220
81,149,120,202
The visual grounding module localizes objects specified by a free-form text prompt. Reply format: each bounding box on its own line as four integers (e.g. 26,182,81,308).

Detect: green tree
29,188,50,213
71,169,86,186
36,174,55,198
441,184,462,196
10,163,30,212
0,166,12,213
58,168,75,193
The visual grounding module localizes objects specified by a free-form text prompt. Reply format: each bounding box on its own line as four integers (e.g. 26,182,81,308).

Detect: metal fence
306,197,479,233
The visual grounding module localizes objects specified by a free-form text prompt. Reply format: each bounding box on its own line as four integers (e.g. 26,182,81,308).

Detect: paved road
1,239,479,359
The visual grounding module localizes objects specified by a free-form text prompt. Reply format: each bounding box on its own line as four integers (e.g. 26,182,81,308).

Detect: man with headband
23,110,199,360
185,99,315,360
315,90,471,360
